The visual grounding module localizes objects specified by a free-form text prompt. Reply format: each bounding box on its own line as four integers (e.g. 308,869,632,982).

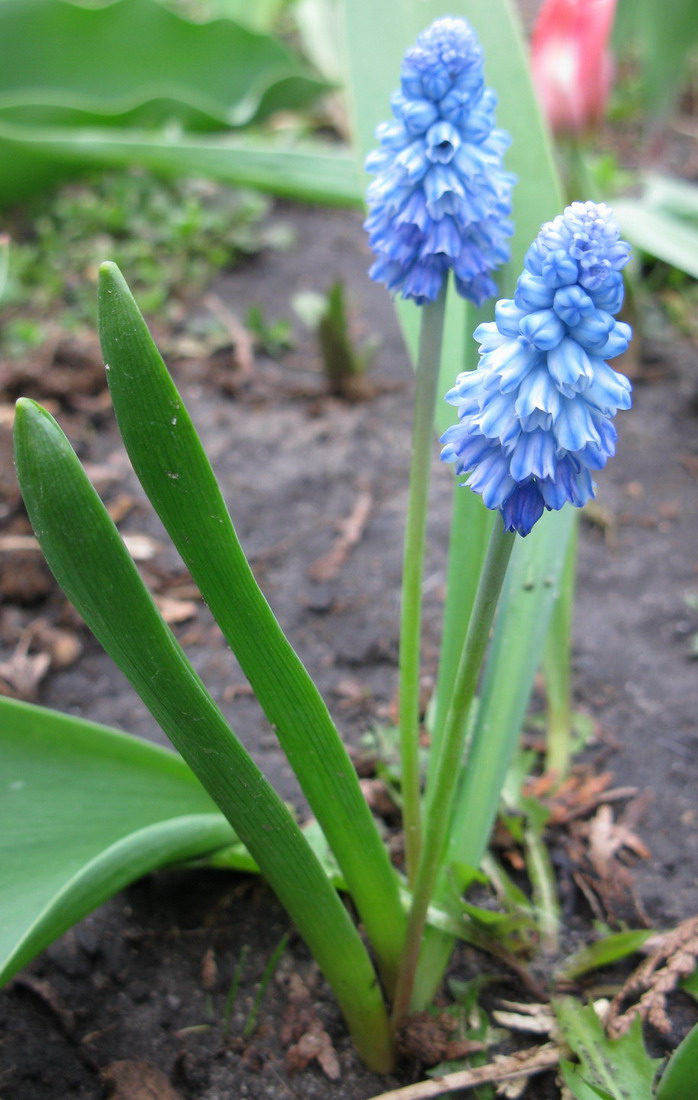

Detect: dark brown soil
2,200,698,1098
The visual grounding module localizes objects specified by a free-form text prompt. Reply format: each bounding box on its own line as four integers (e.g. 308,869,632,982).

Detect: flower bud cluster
364,17,515,306
441,201,632,536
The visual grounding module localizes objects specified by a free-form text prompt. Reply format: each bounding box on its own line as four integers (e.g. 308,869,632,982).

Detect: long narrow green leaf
0,694,242,985
615,0,698,122
557,930,654,982
13,399,393,1072
0,122,362,209
614,177,698,279
97,262,405,993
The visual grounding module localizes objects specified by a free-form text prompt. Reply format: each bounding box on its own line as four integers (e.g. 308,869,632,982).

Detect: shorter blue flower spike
364,17,515,306
441,202,632,536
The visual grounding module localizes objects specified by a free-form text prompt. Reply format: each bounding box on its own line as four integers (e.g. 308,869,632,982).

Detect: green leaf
97,261,406,995
13,398,394,1072
561,1062,615,1100
0,693,240,986
0,0,336,206
200,0,289,33
0,0,327,130
0,121,362,209
655,1020,698,1100
553,998,659,1100
446,506,576,875
0,231,8,301
613,174,698,279
615,0,698,122
294,0,344,84
557,930,654,982
680,967,698,1002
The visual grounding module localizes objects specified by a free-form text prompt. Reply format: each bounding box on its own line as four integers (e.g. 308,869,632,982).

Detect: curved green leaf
97,261,406,994
13,399,394,1071
614,175,698,279
0,0,327,130
554,998,658,1100
0,694,242,986
655,1020,698,1100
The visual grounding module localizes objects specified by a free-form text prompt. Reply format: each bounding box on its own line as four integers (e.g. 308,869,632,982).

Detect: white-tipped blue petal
514,368,561,428
474,319,508,351
546,337,594,394
552,284,595,327
590,272,624,314
487,337,539,393
519,309,565,351
514,271,555,311
541,249,579,288
495,298,527,336
467,450,516,508
594,321,632,360
584,359,632,414
567,309,614,350
554,396,601,452
425,120,462,162
509,428,557,482
500,483,545,536
400,98,439,135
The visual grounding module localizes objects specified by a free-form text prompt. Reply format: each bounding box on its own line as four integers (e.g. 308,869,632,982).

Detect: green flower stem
391,521,516,1026
98,263,406,995
13,398,395,1073
398,282,448,885
410,507,576,1010
543,521,577,778
428,487,493,788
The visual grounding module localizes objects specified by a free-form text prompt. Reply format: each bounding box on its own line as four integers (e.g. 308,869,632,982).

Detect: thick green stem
392,522,516,1026
398,283,448,885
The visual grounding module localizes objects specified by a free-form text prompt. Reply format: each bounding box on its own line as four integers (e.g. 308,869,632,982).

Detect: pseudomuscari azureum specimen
440,201,632,536
364,16,515,306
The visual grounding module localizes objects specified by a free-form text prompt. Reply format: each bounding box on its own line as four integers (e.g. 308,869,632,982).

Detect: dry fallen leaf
285,1017,341,1080
397,1011,486,1067
0,638,51,700
122,533,164,562
101,1060,185,1100
153,595,198,625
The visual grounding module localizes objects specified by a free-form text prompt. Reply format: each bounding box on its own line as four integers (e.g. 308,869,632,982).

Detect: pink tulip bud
531,0,617,135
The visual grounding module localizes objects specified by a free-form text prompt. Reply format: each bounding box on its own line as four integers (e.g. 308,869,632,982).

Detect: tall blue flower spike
441,201,632,536
364,17,515,306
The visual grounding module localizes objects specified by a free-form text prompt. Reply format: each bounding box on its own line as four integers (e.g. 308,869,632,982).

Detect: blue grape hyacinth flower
364,17,515,306
440,201,632,536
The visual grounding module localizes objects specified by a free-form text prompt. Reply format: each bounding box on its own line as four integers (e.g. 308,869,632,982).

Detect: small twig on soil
607,915,698,1037
365,1042,559,1100
307,484,373,583
202,292,255,375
